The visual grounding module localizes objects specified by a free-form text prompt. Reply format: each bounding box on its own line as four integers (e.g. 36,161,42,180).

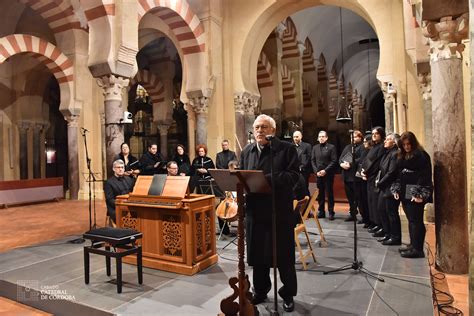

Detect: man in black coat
139,143,164,175
104,159,135,224
293,130,312,198
240,114,299,312
215,139,238,237
311,130,338,220
339,130,364,222
215,139,237,169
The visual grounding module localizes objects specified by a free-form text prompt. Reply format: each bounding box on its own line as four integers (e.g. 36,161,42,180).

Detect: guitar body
216,192,238,222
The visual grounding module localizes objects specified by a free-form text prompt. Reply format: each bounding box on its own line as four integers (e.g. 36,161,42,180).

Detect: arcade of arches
0,0,473,310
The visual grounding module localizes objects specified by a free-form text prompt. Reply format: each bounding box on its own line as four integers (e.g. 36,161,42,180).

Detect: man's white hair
113,159,125,168
254,114,276,129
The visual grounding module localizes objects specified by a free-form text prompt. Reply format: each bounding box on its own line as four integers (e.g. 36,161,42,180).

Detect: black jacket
104,175,135,219
311,142,338,174
240,137,299,266
295,141,312,175
339,144,359,182
391,150,432,203
139,151,164,175
362,142,385,181
172,154,191,175
115,153,139,172
215,150,237,169
376,146,398,198
190,156,215,180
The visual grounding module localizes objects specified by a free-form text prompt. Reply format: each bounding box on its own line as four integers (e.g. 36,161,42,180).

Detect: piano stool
83,227,143,293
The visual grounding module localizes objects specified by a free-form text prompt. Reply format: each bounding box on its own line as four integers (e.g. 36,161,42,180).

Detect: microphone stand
323,106,383,282
268,136,279,316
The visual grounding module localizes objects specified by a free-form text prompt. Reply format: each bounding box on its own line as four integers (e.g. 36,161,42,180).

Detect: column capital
32,121,49,132
379,81,396,103
17,120,33,132
97,74,130,101
245,95,261,116
422,13,469,61
64,114,80,127
297,40,306,56
234,92,250,115
157,123,171,136
417,72,432,101
275,22,286,40
189,96,209,114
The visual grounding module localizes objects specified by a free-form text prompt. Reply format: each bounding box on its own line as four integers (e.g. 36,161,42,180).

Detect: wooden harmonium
123,174,189,208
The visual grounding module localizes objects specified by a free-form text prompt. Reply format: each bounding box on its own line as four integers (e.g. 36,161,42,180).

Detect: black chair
83,227,143,293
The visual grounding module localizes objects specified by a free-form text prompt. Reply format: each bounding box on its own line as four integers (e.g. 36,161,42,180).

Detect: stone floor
0,208,434,315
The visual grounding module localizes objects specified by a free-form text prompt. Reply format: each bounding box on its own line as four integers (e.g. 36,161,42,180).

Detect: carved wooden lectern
115,175,217,275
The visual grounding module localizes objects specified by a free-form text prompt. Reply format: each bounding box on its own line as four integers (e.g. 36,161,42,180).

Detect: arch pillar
157,123,171,159
97,75,130,177
189,95,209,146
32,122,49,179
17,121,31,180
423,13,469,274
65,114,80,200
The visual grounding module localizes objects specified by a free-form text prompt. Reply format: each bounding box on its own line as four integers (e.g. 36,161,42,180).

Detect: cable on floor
426,242,463,316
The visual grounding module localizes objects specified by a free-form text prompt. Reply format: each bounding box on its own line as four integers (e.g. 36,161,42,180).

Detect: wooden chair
294,196,317,270
305,189,328,247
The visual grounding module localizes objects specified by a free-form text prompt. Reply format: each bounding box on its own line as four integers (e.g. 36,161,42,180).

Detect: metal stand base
323,260,384,282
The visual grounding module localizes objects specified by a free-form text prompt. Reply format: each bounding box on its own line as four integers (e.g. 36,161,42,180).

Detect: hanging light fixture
336,7,351,123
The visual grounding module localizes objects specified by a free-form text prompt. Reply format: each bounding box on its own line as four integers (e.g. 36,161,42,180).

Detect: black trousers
386,198,401,240
377,194,390,235
252,263,297,299
316,174,335,215
401,201,425,251
367,180,380,225
355,180,370,223
344,180,357,215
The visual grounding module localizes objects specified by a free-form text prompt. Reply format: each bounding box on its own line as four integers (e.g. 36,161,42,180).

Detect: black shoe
377,236,390,242
382,238,402,246
398,244,412,253
251,293,268,305
368,226,380,233
372,229,385,237
328,214,335,221
317,212,326,219
400,248,425,258
282,297,294,312
344,215,355,222
363,223,371,228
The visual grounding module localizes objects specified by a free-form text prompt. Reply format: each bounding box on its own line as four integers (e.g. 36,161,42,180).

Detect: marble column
32,123,44,179
17,121,30,180
418,73,434,223
97,75,130,177
157,123,170,159
65,114,80,200
381,86,395,134
423,14,469,274
189,96,209,146
244,96,260,136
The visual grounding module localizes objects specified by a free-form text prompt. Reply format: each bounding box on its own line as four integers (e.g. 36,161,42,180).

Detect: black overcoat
240,137,300,266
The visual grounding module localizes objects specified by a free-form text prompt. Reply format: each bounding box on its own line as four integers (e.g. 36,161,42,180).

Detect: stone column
423,14,469,274
32,123,44,179
97,75,130,176
381,82,395,134
234,92,249,154
65,114,80,200
189,96,209,146
17,121,30,180
244,95,260,135
157,123,170,159
418,72,434,223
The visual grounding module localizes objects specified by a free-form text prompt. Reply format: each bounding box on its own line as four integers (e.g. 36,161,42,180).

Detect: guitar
215,191,238,222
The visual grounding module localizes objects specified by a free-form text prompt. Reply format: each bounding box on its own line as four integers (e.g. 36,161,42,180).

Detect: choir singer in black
240,114,300,312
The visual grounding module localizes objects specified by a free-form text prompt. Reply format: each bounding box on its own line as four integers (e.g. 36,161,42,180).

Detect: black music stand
209,169,271,316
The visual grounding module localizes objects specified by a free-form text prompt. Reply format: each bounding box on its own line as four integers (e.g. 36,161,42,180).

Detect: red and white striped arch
0,34,74,111
302,38,315,72
257,51,273,89
302,79,312,108
328,73,337,91
19,0,84,34
282,17,299,59
130,69,165,104
138,0,205,55
82,0,115,22
281,63,295,101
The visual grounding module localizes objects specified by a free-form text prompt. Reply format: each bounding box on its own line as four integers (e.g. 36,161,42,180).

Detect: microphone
248,131,253,135
81,127,89,133
265,135,275,141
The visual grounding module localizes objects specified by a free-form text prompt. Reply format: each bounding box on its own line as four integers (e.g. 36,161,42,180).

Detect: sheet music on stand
198,179,225,198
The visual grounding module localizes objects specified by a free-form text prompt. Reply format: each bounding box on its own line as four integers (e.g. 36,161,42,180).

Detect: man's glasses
254,125,270,130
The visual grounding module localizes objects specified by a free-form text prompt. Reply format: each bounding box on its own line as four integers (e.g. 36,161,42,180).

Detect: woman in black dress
190,144,215,193
391,132,432,258
115,143,140,177
172,144,191,176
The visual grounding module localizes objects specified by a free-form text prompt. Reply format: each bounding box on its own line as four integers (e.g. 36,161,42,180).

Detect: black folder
148,174,167,196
